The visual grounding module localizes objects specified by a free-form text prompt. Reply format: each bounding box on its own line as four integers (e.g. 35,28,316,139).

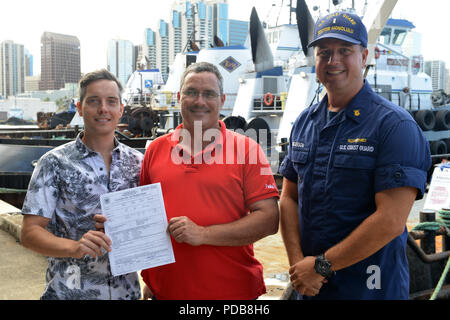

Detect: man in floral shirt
21,69,143,300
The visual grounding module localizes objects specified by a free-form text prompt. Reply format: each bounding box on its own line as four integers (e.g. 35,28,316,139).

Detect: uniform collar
312,80,373,125
343,80,373,124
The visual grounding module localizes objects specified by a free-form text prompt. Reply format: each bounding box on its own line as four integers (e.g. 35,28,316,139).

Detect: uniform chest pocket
331,153,376,199
291,148,309,164
291,148,309,179
333,153,376,169
333,138,377,170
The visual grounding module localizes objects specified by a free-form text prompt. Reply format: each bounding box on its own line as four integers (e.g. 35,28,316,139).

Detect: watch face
315,255,332,278
318,262,326,273
318,261,329,274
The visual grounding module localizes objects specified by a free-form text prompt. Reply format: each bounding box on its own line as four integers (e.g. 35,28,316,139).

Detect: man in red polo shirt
139,62,280,300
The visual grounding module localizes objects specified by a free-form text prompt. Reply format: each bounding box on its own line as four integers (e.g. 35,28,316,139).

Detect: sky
1,0,448,75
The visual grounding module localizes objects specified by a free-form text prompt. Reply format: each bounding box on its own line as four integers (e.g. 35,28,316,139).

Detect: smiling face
77,79,124,138
179,71,225,133
314,38,368,99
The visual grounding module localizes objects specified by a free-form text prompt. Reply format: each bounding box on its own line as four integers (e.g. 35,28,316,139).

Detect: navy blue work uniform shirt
279,81,431,299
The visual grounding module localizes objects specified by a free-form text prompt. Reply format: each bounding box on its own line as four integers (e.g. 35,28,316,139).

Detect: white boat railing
251,93,288,113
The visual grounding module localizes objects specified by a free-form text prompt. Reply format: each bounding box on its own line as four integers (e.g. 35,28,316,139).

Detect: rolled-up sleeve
279,150,298,183
374,119,431,199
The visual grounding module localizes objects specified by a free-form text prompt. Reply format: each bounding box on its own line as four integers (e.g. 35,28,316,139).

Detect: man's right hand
93,214,107,232
73,230,112,259
21,214,111,259
289,256,326,297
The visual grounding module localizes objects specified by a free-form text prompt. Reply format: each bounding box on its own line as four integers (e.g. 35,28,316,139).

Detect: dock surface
0,199,290,300
0,194,428,300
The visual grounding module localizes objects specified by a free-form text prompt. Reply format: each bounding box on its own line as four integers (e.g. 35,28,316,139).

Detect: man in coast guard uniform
279,11,431,299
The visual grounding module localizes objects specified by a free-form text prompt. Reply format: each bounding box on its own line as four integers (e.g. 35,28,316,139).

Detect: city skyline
1,0,449,75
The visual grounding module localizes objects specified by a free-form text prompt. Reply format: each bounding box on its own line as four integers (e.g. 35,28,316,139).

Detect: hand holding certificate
100,183,175,276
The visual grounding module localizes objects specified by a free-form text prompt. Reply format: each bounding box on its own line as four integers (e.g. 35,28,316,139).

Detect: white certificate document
424,166,450,211
100,183,175,276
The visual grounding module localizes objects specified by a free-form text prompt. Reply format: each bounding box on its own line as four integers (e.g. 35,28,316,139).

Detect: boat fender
435,109,450,131
430,140,447,155
415,109,436,131
264,92,274,106
374,46,381,59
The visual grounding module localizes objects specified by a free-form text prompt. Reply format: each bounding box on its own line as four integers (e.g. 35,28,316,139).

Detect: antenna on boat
289,0,293,24
264,1,277,27
269,0,297,27
182,3,203,52
275,0,285,27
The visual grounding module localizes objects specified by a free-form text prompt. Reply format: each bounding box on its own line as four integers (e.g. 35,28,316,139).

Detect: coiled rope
412,209,450,300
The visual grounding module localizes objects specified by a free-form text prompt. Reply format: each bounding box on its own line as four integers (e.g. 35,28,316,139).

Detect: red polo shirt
140,120,279,300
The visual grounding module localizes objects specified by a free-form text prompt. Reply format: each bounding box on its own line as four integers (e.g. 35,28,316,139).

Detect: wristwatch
314,254,335,279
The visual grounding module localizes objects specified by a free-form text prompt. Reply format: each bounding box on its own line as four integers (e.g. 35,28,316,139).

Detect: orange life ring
264,92,274,106
374,46,381,59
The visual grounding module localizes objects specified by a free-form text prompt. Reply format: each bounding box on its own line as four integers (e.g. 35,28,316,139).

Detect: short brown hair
79,69,123,104
180,62,223,95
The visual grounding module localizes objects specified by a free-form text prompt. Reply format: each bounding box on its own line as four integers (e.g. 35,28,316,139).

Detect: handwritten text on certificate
100,183,175,276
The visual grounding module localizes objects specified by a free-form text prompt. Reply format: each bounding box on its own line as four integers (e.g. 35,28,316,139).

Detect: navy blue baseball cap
308,11,368,48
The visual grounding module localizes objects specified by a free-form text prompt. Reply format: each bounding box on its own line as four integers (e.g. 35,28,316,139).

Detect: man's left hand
289,256,327,297
168,216,205,246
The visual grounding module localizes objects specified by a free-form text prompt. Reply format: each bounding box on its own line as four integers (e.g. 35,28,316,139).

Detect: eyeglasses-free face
314,38,368,103
76,79,124,137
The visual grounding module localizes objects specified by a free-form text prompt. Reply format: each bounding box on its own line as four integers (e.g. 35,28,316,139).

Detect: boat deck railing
252,93,287,113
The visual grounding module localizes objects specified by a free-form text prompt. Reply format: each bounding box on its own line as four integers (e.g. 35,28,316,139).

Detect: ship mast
268,0,296,27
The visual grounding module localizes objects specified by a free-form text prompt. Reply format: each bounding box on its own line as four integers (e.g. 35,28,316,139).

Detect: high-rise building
25,75,40,92
0,40,25,98
212,1,229,46
425,60,447,91
169,0,226,50
157,20,170,81
229,19,249,46
24,49,33,76
446,68,450,93
107,39,135,86
141,0,248,83
133,45,140,71
169,9,183,63
176,1,195,51
39,32,81,91
143,28,157,69
194,1,213,49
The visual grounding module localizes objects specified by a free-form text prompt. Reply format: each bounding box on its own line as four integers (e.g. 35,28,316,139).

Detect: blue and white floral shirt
22,133,144,300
